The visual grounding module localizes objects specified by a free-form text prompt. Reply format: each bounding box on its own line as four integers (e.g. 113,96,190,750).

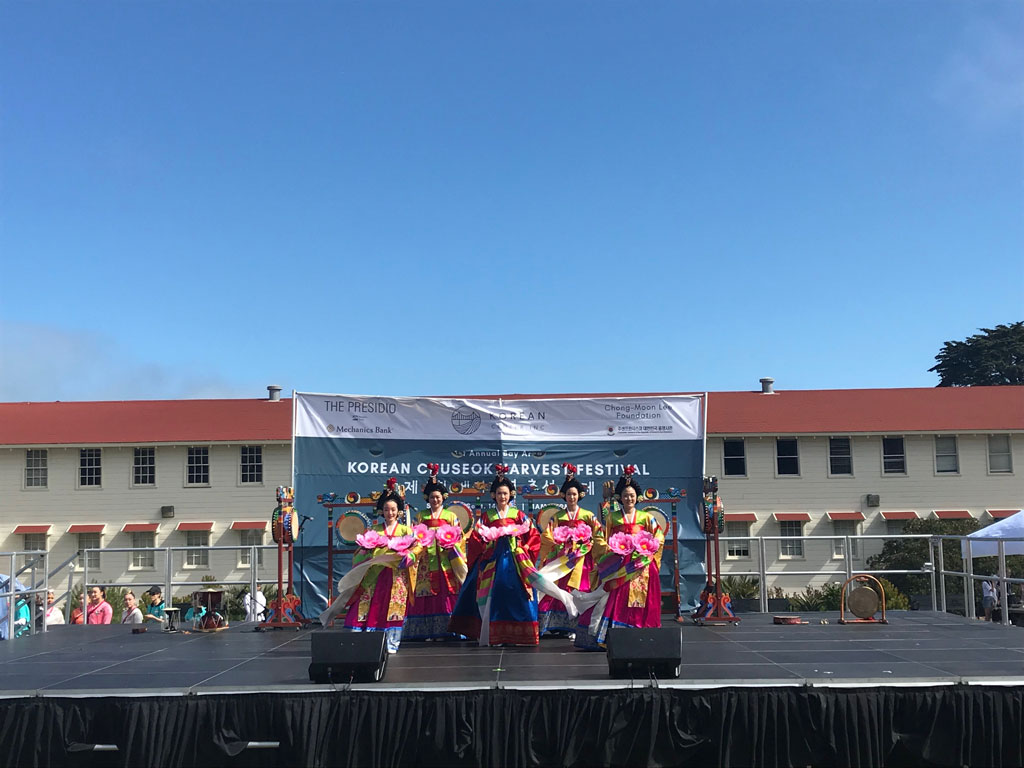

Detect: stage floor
0,611,1021,696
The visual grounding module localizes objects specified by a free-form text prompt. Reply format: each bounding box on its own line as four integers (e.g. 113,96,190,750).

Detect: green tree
929,322,1024,386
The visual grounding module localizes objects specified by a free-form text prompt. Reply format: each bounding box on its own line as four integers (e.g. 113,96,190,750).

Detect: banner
292,393,708,614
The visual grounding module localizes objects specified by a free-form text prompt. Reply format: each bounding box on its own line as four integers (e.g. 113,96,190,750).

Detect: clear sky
1,1,1021,402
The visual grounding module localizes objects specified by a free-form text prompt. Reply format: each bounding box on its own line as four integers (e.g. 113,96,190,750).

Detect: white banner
294,393,704,442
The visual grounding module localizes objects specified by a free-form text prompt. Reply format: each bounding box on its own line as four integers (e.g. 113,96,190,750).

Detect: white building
0,384,1020,593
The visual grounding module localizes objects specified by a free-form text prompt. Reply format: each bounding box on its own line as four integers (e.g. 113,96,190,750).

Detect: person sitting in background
44,590,64,625
86,586,112,625
144,586,166,624
121,591,143,624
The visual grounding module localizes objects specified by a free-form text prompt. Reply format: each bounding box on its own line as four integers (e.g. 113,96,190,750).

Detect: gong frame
838,573,889,624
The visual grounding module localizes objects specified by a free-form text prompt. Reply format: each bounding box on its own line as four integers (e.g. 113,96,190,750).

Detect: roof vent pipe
267,385,282,402
759,377,775,394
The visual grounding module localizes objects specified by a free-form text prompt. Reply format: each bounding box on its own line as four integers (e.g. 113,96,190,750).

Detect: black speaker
308,630,388,683
606,627,681,679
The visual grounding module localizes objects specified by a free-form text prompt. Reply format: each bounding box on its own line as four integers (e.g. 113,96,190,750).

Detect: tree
930,322,1024,386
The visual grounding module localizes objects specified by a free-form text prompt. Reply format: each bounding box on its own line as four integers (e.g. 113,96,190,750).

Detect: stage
1,612,1022,766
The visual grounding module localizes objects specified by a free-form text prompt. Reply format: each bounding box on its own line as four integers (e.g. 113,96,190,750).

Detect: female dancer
574,466,664,650
449,465,576,646
537,463,603,636
338,479,419,653
403,464,468,640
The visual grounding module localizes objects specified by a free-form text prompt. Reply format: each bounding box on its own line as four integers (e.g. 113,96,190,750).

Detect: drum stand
692,477,739,625
261,535,308,628
261,490,310,629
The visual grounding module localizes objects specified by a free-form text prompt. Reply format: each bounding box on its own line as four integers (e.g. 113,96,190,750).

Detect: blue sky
1,1,1021,402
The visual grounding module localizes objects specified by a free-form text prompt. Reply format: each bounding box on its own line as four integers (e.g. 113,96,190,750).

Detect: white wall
0,443,291,596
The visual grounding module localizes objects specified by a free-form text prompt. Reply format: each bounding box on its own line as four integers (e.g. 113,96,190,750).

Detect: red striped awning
827,511,865,521
13,524,51,535
881,511,919,520
67,524,106,534
176,522,214,532
122,523,160,533
724,513,757,523
231,521,268,530
988,509,1021,519
934,510,972,520
773,513,811,522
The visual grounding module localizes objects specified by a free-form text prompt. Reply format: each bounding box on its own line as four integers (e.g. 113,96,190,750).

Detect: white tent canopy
962,511,1024,558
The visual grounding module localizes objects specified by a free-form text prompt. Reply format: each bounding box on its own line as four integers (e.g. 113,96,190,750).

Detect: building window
131,532,155,569
723,439,746,477
78,533,101,570
832,520,859,558
240,446,263,484
988,435,1013,474
79,448,102,487
186,531,210,567
21,533,46,569
776,438,799,476
724,522,750,558
187,447,210,486
886,519,905,536
934,435,959,474
882,437,906,474
25,449,48,488
829,437,853,476
133,447,156,486
239,529,264,566
779,520,804,557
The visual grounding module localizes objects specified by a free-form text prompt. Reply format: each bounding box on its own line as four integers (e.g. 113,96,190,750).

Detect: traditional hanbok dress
537,506,603,635
402,507,467,640
448,506,544,646
573,506,664,650
339,522,418,653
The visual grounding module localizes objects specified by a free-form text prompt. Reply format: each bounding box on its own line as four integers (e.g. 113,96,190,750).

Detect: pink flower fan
356,530,386,550
388,534,415,553
571,522,592,543
477,525,497,543
633,531,661,556
608,531,636,556
435,524,463,549
552,526,572,545
412,523,435,547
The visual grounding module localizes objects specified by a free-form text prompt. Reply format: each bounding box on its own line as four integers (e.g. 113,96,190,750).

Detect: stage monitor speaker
606,627,681,679
308,630,388,683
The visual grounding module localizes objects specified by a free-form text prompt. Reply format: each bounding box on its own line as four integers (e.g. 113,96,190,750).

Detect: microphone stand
298,515,314,611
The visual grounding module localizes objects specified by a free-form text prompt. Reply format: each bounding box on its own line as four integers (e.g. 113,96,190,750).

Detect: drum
271,506,283,544
536,504,564,531
336,511,372,545
641,506,669,535
446,502,473,532
281,509,299,544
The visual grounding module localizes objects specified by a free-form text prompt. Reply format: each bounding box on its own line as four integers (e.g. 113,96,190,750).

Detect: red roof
724,513,757,523
0,398,292,446
122,523,160,533
231,521,268,530
934,510,972,520
774,513,811,522
988,510,1021,519
826,511,865,521
67,524,106,534
13,524,51,535
176,522,214,532
881,511,919,520
0,387,1020,445
707,386,1024,434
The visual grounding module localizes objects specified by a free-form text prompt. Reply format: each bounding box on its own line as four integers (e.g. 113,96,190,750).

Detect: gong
847,585,880,619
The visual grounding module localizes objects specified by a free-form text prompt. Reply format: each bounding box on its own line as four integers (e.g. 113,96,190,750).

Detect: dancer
403,464,468,640
537,463,603,636
573,466,664,650
449,464,577,646
322,478,419,654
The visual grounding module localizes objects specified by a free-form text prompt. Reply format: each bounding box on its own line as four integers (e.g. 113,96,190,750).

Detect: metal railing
930,535,1024,627
716,534,937,612
0,550,50,640
76,544,280,624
